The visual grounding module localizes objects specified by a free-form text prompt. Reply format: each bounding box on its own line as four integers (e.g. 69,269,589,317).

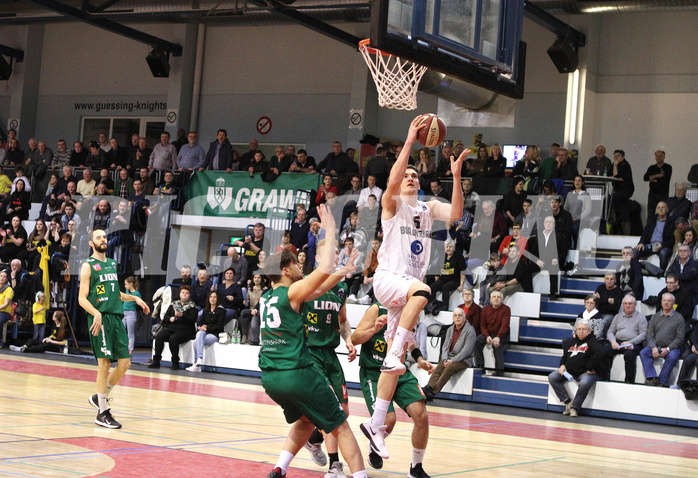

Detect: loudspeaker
0,56,12,81
547,37,578,74
146,48,170,78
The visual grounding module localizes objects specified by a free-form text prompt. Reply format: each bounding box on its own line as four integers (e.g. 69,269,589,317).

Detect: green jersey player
78,229,149,429
352,302,434,478
260,205,367,478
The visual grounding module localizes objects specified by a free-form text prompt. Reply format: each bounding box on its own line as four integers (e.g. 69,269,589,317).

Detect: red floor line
4,358,698,460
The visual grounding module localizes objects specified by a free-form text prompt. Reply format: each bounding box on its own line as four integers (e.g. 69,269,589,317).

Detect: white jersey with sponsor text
376,198,433,280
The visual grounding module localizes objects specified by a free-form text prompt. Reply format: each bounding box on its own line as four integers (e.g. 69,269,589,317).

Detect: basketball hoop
359,39,428,111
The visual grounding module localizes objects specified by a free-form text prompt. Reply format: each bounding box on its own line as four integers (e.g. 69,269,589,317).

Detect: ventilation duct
530,0,698,14
418,69,498,111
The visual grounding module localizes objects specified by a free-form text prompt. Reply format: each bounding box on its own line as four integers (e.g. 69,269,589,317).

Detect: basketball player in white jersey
361,117,470,463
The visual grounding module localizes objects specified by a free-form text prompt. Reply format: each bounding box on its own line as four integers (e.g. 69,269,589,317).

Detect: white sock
412,447,426,467
97,393,109,413
371,398,390,428
275,450,294,474
351,470,367,478
389,326,410,356
106,382,114,397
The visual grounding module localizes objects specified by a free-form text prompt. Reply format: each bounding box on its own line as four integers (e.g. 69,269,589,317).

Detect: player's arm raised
78,262,101,336
429,148,469,222
120,291,151,314
351,304,388,345
314,247,359,295
338,305,357,362
288,204,336,310
382,117,424,217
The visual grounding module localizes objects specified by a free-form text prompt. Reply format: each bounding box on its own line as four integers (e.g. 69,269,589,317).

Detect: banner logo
207,178,233,210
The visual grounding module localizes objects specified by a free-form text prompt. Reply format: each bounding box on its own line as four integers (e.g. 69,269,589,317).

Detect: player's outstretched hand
317,203,336,234
406,116,427,144
346,343,357,362
418,358,436,374
451,148,470,177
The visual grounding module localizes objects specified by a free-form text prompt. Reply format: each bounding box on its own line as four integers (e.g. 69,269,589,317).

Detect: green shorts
88,313,130,360
262,365,347,433
309,346,348,403
359,367,425,415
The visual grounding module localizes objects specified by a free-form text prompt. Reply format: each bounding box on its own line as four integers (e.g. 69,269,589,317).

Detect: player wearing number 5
78,229,150,429
260,205,368,478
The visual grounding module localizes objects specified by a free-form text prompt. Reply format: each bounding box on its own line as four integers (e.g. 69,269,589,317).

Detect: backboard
370,0,526,99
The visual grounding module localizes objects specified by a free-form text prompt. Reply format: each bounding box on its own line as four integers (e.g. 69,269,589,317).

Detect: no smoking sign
257,116,272,135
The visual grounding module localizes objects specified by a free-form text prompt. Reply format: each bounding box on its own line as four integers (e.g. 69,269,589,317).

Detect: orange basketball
415,113,447,148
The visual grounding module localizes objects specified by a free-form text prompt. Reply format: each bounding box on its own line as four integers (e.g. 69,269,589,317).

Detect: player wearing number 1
360,117,470,460
260,205,367,478
78,229,149,429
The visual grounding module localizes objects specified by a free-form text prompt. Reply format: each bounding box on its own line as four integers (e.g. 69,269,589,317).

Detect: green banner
184,171,319,217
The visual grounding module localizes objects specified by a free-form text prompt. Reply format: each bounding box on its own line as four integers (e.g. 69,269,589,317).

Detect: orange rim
359,38,393,57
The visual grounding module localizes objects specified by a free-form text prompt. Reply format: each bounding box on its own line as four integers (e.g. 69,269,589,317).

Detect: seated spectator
640,292,685,386
107,199,131,255
92,199,111,232
665,244,698,301
97,168,114,194
526,216,569,301
85,141,107,170
501,177,527,226
316,173,338,206
551,147,577,180
154,170,178,196
429,179,449,201
191,268,213,310
239,272,267,345
9,310,68,353
217,267,245,325
671,218,691,259
574,295,604,342
288,148,316,173
129,179,146,204
17,219,49,271
498,222,527,265
358,194,380,241
511,144,541,182
421,307,476,401
233,222,265,280
474,290,510,376
465,145,487,178
297,250,311,275
171,264,192,301
0,270,13,346
250,250,269,288
678,325,698,383
635,201,675,270
304,218,321,267
426,239,466,313
470,200,507,253
615,246,644,299
551,195,574,245
290,206,310,251
565,175,593,246
604,294,647,383
533,180,557,219
585,144,611,176
76,168,96,198
186,290,226,373
416,147,436,190
138,168,156,196
6,178,30,221
667,183,691,221
246,151,268,177
61,201,80,233
515,198,535,237
95,182,109,198
489,244,531,299
222,246,248,286
7,139,24,165
0,165,12,198
274,230,297,255
357,175,383,209
0,216,28,263
647,273,694,328
339,212,366,252
113,168,134,200
461,178,479,214
360,237,381,304
149,285,198,370
478,253,502,307
267,145,292,178
339,237,363,302
548,319,602,418
71,140,88,167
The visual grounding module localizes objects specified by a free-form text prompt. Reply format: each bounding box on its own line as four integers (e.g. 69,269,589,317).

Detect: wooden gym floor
1,350,697,478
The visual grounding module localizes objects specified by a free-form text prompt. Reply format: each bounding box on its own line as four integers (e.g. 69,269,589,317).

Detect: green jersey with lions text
305,287,345,349
85,257,123,316
258,286,314,371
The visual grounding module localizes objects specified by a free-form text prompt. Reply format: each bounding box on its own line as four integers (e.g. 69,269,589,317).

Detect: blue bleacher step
504,346,560,372
540,298,583,320
579,255,622,271
560,277,601,296
518,319,571,344
472,374,549,409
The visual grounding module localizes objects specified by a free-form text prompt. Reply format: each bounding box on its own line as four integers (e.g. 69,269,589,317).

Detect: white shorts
373,270,424,342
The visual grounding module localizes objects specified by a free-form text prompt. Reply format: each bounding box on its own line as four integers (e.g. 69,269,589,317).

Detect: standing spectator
643,150,672,222
186,290,226,372
526,216,569,301
148,132,177,172
470,200,507,253
171,264,192,301
122,276,141,355
461,178,479,215
233,222,265,278
316,141,352,177
239,138,259,171
171,129,187,153
604,294,647,383
0,271,13,346
128,137,151,175
247,151,269,177
640,293,685,386
421,307,476,401
565,175,592,246
584,144,612,176
611,149,634,236
107,138,128,169
615,246,644,299
465,144,488,178
635,201,675,270
358,194,381,240
483,143,506,178
667,183,691,222
551,196,574,245
222,246,248,286
551,147,577,180
149,285,198,370
290,207,310,251
363,146,391,190
176,131,206,172
238,272,266,345
191,268,213,310
7,138,24,165
474,290,510,375
357,175,383,209
274,230,297,255
548,319,602,418
6,179,30,221
501,177,527,226
205,129,233,172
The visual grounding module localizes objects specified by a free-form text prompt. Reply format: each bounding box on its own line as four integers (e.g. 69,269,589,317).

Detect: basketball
415,113,447,148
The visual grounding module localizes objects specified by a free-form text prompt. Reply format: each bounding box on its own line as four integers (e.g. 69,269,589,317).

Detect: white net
359,40,428,111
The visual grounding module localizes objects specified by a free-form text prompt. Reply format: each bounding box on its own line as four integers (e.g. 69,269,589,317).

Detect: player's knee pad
412,289,430,300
